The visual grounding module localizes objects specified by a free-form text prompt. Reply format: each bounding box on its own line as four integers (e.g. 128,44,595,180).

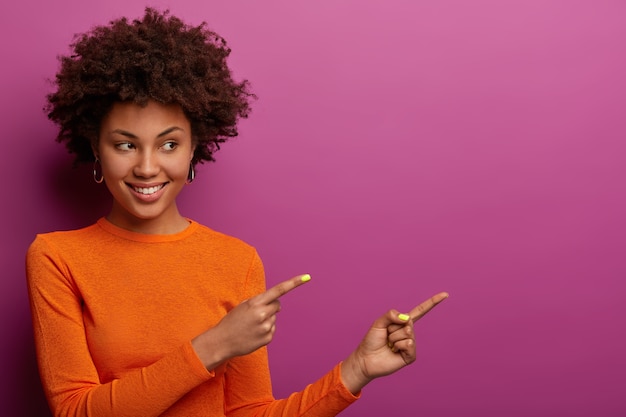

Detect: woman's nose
133,151,160,178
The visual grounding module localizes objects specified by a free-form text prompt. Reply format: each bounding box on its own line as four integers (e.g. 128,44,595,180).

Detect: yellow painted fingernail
300,274,311,283
398,313,410,321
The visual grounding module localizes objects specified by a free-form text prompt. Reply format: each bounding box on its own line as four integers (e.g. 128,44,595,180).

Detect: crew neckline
96,217,199,243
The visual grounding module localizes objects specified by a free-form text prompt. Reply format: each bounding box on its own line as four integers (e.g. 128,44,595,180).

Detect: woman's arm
216,263,447,417
26,236,213,417
217,271,359,417
191,274,312,370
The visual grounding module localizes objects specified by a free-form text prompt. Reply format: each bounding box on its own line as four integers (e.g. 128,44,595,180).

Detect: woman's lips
127,183,167,202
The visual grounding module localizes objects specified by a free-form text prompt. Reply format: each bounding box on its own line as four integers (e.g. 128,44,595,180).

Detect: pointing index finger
256,274,311,305
409,292,449,322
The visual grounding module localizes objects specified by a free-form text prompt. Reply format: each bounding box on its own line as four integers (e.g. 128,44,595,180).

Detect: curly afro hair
46,7,254,165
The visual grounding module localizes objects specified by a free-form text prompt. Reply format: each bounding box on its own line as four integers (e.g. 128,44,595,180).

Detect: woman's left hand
340,292,449,394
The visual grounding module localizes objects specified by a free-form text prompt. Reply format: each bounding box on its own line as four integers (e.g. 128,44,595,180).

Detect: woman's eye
163,142,178,151
116,142,134,150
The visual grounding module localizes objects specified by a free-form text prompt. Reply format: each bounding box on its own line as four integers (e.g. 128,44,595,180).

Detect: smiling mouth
131,184,166,195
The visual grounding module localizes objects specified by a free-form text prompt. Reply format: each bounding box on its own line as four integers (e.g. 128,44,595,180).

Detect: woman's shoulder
26,223,106,270
27,219,259,260
190,221,258,255
28,222,102,252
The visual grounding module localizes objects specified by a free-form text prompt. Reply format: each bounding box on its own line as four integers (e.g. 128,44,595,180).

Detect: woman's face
96,101,195,233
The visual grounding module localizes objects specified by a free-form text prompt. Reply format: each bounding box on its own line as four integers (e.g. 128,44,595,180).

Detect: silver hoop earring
93,159,104,184
186,164,195,184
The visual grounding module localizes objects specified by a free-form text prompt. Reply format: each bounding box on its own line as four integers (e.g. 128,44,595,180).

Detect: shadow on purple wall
45,152,111,228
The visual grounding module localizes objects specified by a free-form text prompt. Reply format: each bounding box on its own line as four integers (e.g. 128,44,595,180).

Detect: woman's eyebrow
157,127,184,137
110,126,184,138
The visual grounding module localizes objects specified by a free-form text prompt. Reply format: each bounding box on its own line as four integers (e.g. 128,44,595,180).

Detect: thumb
372,309,412,330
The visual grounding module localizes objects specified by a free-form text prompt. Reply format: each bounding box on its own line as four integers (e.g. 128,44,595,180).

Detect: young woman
26,8,448,416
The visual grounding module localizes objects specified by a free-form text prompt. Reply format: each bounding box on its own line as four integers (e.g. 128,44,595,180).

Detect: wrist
340,352,372,395
191,327,231,370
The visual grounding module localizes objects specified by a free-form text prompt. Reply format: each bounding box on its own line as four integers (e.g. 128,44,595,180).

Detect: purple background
2,1,625,416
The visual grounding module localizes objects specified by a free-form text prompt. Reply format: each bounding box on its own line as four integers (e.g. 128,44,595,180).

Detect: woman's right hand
192,274,311,369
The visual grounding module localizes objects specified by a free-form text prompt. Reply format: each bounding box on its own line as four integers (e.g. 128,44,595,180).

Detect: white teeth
133,185,164,195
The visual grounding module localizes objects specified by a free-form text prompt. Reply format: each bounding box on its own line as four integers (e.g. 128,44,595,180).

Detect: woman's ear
91,141,99,160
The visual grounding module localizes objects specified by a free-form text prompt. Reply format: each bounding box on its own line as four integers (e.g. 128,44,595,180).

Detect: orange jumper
26,218,358,416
